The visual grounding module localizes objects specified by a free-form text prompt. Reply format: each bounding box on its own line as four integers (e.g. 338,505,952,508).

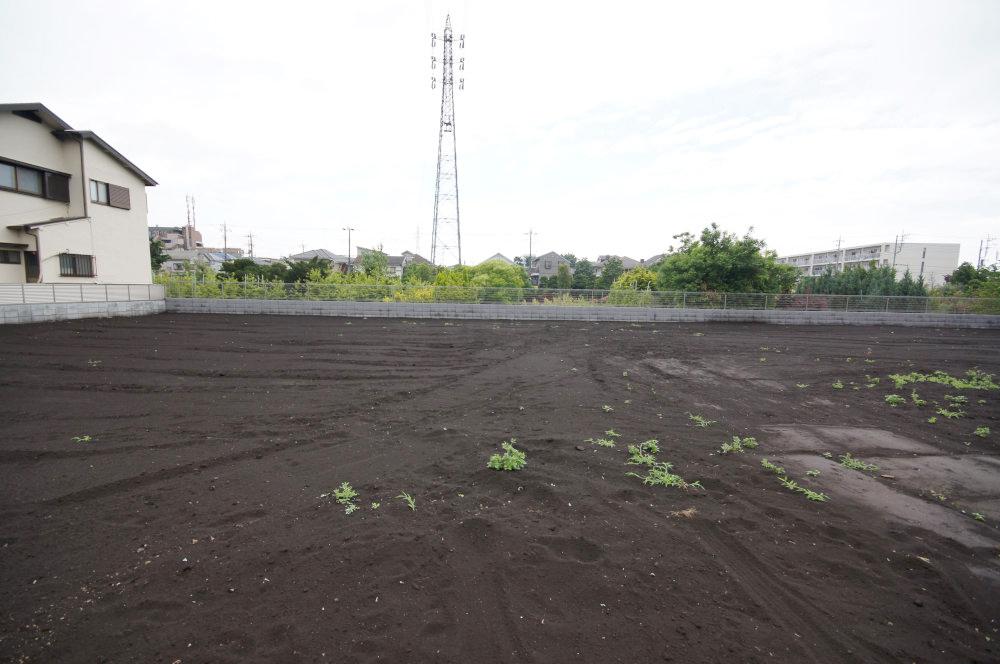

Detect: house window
0,159,68,201
59,253,95,277
90,179,109,204
90,179,131,209
544,261,552,269
0,249,21,264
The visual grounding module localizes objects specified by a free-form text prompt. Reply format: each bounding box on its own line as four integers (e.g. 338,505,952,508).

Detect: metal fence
0,283,165,305
159,280,1000,315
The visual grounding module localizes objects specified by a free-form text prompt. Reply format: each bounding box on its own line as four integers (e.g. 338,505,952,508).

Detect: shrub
487,439,526,471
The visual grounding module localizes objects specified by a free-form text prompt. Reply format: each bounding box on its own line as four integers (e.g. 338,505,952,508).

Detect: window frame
0,157,72,201
0,249,21,265
58,253,96,278
90,179,110,205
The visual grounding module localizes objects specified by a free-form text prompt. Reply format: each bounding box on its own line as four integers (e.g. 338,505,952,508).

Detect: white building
777,242,960,287
0,103,156,284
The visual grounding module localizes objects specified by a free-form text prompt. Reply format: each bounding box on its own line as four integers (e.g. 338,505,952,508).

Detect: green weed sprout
884,394,905,407
602,404,614,413
604,429,622,438
935,407,964,419
971,512,986,522
795,383,809,389
687,413,716,428
627,462,702,490
944,394,968,405
761,458,785,475
330,482,359,514
719,436,758,454
927,416,938,424
910,391,926,407
974,426,990,438
396,492,416,511
888,369,998,391
839,453,878,473
72,435,93,443
777,476,828,502
805,469,820,477
832,380,844,390
586,437,616,448
627,440,660,466
370,501,381,510
488,439,527,471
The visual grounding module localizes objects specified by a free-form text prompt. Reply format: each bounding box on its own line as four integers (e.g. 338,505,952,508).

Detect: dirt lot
1,314,998,663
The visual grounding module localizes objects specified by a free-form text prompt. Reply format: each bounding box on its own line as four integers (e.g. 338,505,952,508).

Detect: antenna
429,14,465,266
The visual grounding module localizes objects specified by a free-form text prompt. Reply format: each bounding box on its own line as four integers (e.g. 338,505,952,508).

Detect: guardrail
0,283,165,305
159,280,1000,315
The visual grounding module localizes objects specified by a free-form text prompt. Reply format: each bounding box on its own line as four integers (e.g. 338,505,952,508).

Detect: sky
1,0,998,266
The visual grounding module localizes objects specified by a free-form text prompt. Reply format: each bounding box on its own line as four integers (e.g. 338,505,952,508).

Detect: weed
487,439,527,471
72,435,93,443
687,413,716,428
822,452,833,459
795,383,809,388
977,399,987,405
866,376,880,387
832,380,844,390
884,394,905,407
910,391,926,407
945,394,968,405
330,482,359,514
929,489,948,502
927,416,938,424
626,462,702,490
587,437,616,448
805,469,820,477
761,458,785,475
396,492,416,511
627,440,660,466
974,426,990,438
719,436,759,455
370,501,381,510
605,429,622,438
777,475,828,502
344,503,358,515
87,359,102,367
839,453,878,473
887,369,998,391
602,404,614,413
670,507,698,518
864,359,876,364
935,407,964,419
972,512,986,522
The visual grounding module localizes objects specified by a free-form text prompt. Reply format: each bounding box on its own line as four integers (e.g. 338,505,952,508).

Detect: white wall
892,243,960,287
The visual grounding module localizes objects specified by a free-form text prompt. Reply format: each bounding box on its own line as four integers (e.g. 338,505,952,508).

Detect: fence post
722,293,727,310
805,294,810,310
682,292,687,309
884,296,889,312
147,284,151,301
51,284,56,303
20,283,25,304
80,283,84,302
105,284,109,302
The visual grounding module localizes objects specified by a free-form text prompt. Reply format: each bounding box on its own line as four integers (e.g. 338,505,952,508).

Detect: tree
942,262,1000,298
286,256,331,283
360,249,389,279
220,257,263,281
572,259,598,289
434,261,529,288
402,262,437,284
556,263,573,289
149,240,169,271
599,257,624,289
561,253,578,268
611,267,657,291
797,265,927,297
655,224,798,293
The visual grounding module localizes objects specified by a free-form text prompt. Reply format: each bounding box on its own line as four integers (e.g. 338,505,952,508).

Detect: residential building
479,253,515,265
288,248,350,273
150,225,202,251
353,247,432,278
0,103,157,284
530,251,573,284
641,253,666,267
777,242,960,287
595,255,639,276
161,249,245,274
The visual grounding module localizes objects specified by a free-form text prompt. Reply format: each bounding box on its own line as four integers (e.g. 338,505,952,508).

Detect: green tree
360,249,389,279
556,263,573,289
286,256,331,283
572,259,598,289
798,265,927,296
611,267,657,291
656,224,797,293
149,239,169,271
402,262,437,284
561,253,578,268
599,256,625,289
220,257,264,281
942,262,1000,298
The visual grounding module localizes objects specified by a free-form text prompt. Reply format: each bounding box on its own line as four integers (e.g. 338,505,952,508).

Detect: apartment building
777,242,960,287
0,103,157,284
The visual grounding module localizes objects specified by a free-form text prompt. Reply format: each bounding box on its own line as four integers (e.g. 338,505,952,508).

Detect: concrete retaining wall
165,298,1000,329
0,299,166,325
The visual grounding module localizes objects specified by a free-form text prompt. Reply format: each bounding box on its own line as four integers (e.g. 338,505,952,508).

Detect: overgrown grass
888,369,998,391
487,439,527,471
839,453,878,473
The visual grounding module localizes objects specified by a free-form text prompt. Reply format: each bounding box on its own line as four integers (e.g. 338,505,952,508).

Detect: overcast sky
2,0,998,265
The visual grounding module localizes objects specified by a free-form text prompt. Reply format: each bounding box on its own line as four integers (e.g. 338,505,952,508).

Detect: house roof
1,103,158,186
532,251,568,264
289,248,348,262
479,253,514,265
597,254,639,269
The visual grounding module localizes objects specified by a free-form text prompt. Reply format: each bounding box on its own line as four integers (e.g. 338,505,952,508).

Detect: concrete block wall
0,299,165,325
164,298,1000,329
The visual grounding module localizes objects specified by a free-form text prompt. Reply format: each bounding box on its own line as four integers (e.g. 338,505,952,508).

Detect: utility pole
524,228,537,278
246,232,254,258
429,15,466,266
221,222,228,258
343,226,355,272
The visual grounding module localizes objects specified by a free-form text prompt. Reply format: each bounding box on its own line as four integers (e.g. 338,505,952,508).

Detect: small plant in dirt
806,469,820,477
488,439,527,471
761,458,785,475
839,453,878,473
627,440,660,466
795,383,809,389
72,435,93,443
719,436,759,455
586,437,616,448
777,475,828,502
832,380,844,390
396,492,416,511
687,413,716,428
944,394,968,405
328,482,360,514
910,391,926,407
927,416,938,424
977,398,987,405
627,462,702,490
865,376,880,388
974,426,990,438
370,501,381,510
971,512,986,522
929,489,948,502
822,451,833,459
864,359,876,364
935,407,964,419
604,429,622,438
602,404,614,413
884,394,905,407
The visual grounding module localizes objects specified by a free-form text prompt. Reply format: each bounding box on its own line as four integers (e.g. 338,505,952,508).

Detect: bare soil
1,314,999,663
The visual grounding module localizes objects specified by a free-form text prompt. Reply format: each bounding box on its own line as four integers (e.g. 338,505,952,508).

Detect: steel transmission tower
429,15,465,265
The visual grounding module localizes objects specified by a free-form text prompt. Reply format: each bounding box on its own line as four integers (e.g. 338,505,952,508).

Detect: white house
0,103,157,284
